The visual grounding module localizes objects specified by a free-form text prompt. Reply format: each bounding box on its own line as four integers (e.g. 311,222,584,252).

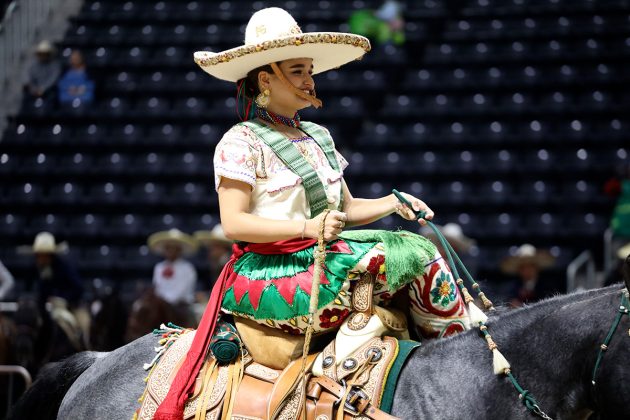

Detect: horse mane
422,284,624,351
7,351,102,420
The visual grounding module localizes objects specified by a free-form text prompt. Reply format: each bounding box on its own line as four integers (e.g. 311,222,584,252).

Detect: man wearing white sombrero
501,243,557,307
18,232,83,310
148,228,199,309
194,224,232,285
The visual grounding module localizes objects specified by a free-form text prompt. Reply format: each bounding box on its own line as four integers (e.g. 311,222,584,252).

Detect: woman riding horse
156,7,471,419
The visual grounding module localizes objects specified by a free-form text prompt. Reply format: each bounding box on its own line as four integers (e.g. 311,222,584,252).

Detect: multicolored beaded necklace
256,107,301,128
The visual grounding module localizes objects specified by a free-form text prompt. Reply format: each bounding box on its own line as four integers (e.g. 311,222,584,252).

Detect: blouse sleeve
335,149,349,172
213,125,259,191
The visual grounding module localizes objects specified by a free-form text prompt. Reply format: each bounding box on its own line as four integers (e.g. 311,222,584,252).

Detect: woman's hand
393,192,435,226
304,210,347,241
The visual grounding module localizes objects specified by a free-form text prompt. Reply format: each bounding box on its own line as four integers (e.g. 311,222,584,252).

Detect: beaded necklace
256,107,301,128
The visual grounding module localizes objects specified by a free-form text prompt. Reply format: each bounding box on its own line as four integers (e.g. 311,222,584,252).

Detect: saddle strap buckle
342,380,370,415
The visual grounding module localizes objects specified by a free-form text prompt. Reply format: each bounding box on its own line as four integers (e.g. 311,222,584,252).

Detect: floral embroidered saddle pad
136,330,406,419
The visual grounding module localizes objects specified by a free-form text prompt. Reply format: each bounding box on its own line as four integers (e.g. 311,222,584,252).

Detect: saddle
136,330,400,420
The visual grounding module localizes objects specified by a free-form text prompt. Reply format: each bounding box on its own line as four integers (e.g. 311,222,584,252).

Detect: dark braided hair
236,64,273,121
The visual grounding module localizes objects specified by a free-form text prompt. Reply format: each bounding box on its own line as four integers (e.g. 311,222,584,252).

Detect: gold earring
255,88,270,108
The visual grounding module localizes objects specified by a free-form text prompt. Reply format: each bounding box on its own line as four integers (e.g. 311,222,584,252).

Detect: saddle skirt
136,330,400,420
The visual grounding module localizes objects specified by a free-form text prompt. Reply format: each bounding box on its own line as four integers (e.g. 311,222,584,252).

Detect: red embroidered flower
162,265,174,279
366,255,386,283
280,324,301,335
366,255,385,275
319,308,349,329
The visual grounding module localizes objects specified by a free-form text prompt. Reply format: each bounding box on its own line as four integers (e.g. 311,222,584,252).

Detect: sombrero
148,228,198,257
194,224,232,247
421,223,475,252
617,242,630,260
18,231,68,254
500,244,556,275
193,7,371,83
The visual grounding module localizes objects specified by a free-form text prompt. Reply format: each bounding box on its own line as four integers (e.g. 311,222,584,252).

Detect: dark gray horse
8,283,630,420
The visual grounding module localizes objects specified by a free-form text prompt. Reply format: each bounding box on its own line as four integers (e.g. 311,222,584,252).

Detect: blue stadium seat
127,182,165,205
46,182,83,205
67,213,105,237
88,182,124,204
108,214,142,238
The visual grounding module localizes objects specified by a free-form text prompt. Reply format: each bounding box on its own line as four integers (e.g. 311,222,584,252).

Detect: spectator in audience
58,50,94,105
18,232,84,310
501,244,556,307
609,164,630,239
0,260,15,300
349,0,405,45
421,222,478,278
194,224,233,284
24,40,62,100
604,241,630,286
148,229,199,323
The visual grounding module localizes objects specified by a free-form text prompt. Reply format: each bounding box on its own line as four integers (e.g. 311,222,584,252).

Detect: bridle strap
591,290,629,386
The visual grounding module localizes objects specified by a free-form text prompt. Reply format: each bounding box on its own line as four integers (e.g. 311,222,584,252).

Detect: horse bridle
591,289,629,386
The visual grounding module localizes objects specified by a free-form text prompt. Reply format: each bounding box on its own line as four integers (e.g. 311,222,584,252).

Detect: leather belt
307,376,399,420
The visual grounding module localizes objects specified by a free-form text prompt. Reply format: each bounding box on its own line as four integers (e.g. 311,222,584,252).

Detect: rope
392,188,553,420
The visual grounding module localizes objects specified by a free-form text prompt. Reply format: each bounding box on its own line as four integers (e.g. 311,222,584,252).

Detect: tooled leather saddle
136,330,400,420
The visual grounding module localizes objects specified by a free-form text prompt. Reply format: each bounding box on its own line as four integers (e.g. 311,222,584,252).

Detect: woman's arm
218,178,347,243
342,180,435,227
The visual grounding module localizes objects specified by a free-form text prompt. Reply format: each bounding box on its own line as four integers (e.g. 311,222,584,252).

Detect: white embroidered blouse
213,123,348,220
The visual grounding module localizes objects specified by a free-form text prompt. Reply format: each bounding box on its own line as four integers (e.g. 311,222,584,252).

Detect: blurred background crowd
0,0,629,414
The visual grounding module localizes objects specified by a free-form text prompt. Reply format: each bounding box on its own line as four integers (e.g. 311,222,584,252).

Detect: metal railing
0,0,54,93
566,250,597,292
0,365,32,417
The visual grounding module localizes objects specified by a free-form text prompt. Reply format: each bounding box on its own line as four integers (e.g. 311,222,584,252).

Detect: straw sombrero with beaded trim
193,7,371,83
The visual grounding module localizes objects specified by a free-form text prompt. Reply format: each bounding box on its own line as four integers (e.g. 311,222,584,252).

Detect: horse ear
623,255,630,293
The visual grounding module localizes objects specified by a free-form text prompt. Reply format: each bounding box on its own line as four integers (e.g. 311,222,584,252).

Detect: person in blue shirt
58,50,94,105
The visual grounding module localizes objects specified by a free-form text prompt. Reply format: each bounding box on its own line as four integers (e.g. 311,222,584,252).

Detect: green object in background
349,10,405,45
611,179,630,238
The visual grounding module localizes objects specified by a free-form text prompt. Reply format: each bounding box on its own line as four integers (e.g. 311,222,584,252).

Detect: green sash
240,120,343,217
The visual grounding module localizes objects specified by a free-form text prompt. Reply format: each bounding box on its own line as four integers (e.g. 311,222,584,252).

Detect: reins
591,289,629,386
393,189,554,420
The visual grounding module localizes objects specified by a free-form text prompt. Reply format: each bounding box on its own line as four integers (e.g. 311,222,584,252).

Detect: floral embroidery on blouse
213,123,348,191
213,122,348,219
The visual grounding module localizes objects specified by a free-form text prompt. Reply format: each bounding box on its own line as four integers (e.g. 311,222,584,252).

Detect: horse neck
490,287,624,414
395,287,623,419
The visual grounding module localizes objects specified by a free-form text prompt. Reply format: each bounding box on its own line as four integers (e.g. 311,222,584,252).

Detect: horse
125,288,194,343
88,283,128,351
7,276,630,420
12,297,85,377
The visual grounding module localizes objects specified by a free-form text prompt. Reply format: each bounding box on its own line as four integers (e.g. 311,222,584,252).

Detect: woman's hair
236,64,273,121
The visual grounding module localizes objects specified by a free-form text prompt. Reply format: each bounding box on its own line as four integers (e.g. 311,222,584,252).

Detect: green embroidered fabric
240,120,343,217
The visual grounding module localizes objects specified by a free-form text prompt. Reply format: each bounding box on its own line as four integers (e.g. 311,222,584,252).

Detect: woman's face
261,58,315,114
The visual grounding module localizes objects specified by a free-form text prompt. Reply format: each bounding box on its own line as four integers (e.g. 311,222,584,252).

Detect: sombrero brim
194,230,232,246
194,32,371,82
425,232,475,252
148,233,198,256
17,242,69,255
500,252,556,275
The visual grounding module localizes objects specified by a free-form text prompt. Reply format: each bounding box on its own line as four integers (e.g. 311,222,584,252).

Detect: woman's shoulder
218,122,261,148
